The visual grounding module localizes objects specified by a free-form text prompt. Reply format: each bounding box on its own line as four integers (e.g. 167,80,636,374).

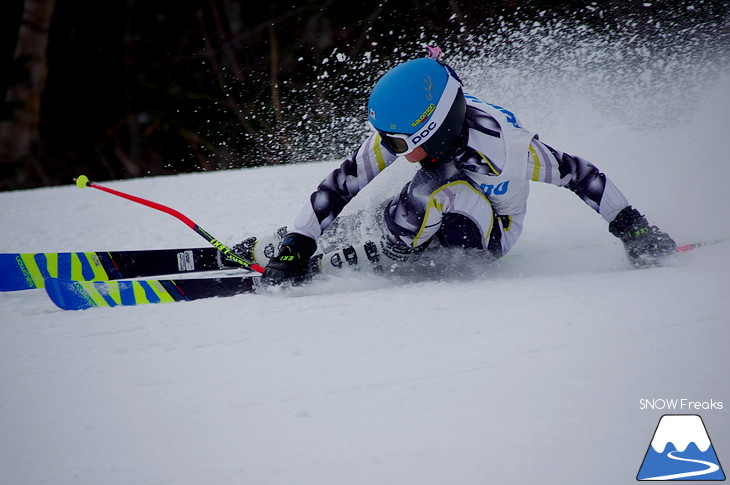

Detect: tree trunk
0,0,56,186
268,22,283,125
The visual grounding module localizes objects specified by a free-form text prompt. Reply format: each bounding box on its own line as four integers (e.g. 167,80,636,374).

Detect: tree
0,0,56,187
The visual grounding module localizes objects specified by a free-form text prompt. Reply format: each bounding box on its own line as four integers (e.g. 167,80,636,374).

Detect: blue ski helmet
368,58,466,159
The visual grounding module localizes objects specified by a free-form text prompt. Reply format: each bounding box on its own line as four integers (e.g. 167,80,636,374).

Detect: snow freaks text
639,399,724,411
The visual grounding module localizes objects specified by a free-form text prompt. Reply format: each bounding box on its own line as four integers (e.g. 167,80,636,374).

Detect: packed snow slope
2,33,730,485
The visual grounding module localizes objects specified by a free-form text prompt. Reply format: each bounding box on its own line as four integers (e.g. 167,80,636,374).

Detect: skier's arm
527,140,675,265
290,132,397,240
261,133,397,285
527,140,630,222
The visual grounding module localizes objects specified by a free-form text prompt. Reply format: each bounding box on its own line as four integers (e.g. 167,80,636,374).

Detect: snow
2,54,730,485
651,416,711,453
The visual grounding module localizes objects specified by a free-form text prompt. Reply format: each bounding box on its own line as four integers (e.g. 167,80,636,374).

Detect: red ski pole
74,175,265,274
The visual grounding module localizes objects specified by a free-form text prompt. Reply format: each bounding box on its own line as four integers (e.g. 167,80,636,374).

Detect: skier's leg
381,163,500,256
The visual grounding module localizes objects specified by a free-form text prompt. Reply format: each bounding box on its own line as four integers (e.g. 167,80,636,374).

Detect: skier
260,49,676,284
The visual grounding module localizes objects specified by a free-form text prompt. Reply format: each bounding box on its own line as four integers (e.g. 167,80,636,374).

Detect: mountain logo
637,414,725,481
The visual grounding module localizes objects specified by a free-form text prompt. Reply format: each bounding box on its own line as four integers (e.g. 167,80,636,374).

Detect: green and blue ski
44,275,259,310
0,247,237,291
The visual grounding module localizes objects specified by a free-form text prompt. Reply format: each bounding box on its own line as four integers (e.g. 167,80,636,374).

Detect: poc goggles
377,73,462,155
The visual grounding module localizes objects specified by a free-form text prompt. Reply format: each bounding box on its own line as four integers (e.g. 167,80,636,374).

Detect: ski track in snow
2,50,730,485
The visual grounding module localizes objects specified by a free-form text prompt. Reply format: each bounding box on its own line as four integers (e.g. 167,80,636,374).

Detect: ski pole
73,175,265,274
675,240,724,252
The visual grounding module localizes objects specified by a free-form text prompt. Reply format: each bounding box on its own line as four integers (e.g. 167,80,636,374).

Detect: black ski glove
261,233,318,285
608,206,676,267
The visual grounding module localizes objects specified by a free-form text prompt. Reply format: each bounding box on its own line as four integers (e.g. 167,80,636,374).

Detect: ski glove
609,206,676,267
261,233,318,285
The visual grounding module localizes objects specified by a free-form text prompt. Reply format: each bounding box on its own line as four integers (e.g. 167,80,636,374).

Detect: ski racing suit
289,94,630,259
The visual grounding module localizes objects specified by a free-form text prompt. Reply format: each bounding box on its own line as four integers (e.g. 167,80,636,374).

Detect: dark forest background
1,0,727,191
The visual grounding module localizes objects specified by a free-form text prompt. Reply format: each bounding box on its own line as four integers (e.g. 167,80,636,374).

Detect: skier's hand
261,233,317,285
609,207,676,267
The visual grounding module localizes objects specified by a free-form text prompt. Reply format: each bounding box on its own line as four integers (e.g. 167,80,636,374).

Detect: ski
43,239,385,310
0,247,244,292
0,221,369,292
45,275,259,310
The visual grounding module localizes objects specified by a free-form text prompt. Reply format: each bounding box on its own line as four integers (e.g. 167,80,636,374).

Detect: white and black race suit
290,94,630,258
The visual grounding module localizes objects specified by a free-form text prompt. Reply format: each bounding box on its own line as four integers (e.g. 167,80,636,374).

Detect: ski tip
74,175,90,189
0,253,40,291
45,277,96,311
